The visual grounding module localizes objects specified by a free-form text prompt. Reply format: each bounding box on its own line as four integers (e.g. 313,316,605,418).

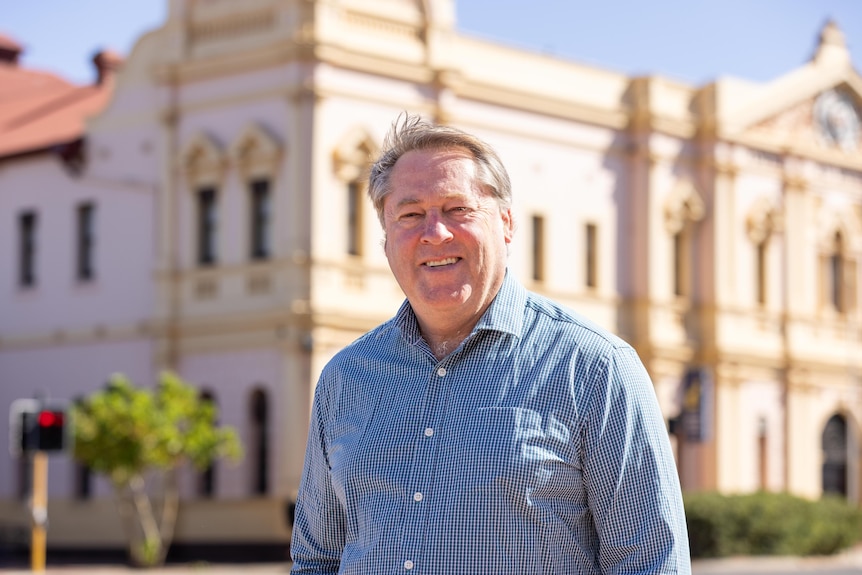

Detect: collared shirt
291,272,691,574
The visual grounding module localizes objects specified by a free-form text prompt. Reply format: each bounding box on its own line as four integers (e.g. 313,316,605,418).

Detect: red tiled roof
0,36,116,159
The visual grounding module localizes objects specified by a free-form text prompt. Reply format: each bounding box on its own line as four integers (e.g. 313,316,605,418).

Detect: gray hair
367,114,512,227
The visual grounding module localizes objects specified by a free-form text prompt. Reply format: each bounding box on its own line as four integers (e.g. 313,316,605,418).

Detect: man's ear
502,208,514,243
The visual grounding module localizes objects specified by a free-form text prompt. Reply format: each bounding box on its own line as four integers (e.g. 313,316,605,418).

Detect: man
291,115,691,574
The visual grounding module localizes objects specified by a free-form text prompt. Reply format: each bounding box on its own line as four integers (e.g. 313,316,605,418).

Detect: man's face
383,147,513,329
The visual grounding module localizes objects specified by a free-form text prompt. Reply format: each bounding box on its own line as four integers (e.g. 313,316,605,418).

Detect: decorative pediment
817,203,862,253
743,87,861,154
746,197,783,244
230,123,282,176
231,123,280,161
333,126,378,181
182,132,225,184
664,180,705,234
718,22,862,156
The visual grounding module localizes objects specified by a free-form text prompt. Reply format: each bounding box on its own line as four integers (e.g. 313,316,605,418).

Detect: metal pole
31,451,47,572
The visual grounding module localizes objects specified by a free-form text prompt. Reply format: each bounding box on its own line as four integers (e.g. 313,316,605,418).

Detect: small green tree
72,371,242,567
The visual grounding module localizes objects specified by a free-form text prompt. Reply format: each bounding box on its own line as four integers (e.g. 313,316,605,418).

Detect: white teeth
425,258,458,267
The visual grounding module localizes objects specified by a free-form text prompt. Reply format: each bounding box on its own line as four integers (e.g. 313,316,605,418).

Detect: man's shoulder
523,290,630,352
325,316,401,369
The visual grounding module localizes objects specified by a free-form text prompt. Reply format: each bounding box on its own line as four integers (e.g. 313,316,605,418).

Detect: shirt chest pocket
455,406,578,494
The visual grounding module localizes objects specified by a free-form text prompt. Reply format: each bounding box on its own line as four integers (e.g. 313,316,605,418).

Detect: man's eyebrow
393,192,470,208
393,197,422,209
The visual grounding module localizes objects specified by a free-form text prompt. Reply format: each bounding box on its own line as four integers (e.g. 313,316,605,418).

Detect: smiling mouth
424,257,459,267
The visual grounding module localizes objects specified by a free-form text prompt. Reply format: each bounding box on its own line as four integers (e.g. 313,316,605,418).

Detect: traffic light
9,399,70,455
35,409,66,451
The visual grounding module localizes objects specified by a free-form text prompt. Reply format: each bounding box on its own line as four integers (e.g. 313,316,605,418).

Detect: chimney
92,49,123,85
0,33,23,66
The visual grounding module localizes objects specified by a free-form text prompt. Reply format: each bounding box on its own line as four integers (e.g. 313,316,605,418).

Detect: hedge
684,491,862,558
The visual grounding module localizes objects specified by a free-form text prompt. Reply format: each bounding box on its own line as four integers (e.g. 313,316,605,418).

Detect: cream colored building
1,0,861,556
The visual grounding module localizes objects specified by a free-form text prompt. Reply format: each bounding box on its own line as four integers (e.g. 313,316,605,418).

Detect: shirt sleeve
290,377,346,574
583,346,691,574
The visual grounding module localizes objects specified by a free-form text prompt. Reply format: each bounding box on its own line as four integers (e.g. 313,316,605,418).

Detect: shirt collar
394,270,526,345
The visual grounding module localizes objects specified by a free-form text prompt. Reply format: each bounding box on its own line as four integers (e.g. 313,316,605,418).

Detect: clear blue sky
4,0,862,86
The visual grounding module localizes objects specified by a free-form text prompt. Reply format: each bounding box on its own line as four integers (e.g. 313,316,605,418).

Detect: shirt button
437,367,447,377
424,427,434,437
413,492,423,502
404,559,415,570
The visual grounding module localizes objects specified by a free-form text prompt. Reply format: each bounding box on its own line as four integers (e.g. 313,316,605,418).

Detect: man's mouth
424,257,459,267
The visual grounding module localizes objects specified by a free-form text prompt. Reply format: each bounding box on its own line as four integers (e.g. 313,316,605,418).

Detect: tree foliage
72,371,242,566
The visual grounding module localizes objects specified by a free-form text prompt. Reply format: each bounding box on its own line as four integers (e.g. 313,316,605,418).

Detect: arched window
822,414,848,497
198,390,217,498
249,387,270,496
820,228,858,314
231,123,281,263
183,132,225,270
746,197,780,308
664,181,704,299
333,127,378,259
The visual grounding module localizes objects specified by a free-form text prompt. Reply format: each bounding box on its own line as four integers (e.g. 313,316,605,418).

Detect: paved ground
3,545,862,574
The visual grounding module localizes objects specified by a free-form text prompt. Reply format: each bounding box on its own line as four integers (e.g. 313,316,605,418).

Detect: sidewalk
1,563,290,574
692,542,862,573
4,546,862,574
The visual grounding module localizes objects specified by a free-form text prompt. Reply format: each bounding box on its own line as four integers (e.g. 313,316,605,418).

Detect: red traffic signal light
35,410,66,451
38,411,64,428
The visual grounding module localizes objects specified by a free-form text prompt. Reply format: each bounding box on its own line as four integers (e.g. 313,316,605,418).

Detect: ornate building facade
1,0,861,555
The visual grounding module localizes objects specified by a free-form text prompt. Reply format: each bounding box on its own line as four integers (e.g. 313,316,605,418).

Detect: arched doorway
822,414,848,497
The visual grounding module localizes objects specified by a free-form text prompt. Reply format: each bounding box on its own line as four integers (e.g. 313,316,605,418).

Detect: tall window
757,417,768,491
77,202,96,281
672,229,690,297
531,215,545,282
585,223,597,289
755,240,767,306
830,232,844,312
198,390,216,498
347,181,363,256
75,463,92,500
249,179,271,260
822,414,848,497
197,187,218,266
19,211,37,287
822,231,857,314
249,388,269,496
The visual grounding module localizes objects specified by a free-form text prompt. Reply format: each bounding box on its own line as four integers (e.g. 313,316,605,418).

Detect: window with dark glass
198,390,216,498
250,179,271,260
75,463,92,500
197,187,218,265
531,215,545,282
673,230,686,297
585,223,597,289
19,211,37,287
77,202,96,281
347,181,363,256
755,240,767,306
820,230,857,314
250,388,269,496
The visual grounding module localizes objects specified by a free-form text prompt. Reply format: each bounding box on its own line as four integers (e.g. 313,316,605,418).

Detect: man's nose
421,212,454,244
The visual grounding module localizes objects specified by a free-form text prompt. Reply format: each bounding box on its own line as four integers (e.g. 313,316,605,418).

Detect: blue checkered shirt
291,272,691,574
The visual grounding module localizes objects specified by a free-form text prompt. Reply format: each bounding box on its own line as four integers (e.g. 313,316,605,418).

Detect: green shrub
684,491,862,559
